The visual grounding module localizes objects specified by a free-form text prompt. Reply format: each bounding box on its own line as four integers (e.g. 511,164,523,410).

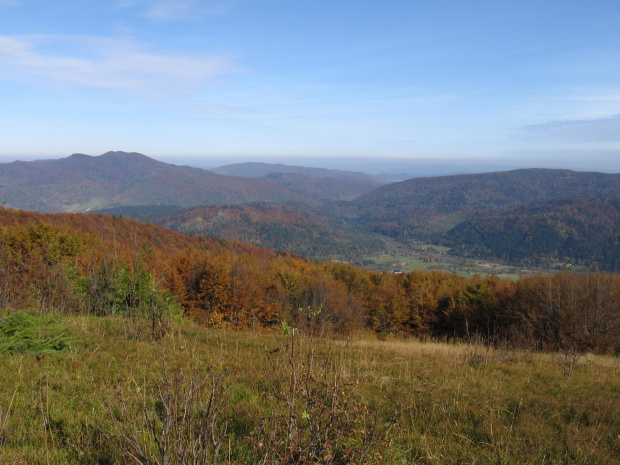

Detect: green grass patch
365,254,437,271
0,312,77,355
365,251,523,278
416,243,451,253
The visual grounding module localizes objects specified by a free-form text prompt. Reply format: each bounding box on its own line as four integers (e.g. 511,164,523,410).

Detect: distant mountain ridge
210,161,379,183
4,152,620,271
0,151,303,212
348,168,620,240
210,161,382,202
260,172,378,203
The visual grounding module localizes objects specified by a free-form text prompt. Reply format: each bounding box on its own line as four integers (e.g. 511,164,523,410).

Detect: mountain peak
68,153,93,160
67,151,154,164
100,151,151,161
0,151,301,212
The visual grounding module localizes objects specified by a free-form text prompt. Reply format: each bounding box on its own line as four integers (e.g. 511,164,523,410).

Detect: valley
3,3,619,463
3,151,620,272
1,154,619,464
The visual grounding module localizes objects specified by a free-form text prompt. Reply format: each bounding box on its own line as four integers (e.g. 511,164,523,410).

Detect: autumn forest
2,208,618,354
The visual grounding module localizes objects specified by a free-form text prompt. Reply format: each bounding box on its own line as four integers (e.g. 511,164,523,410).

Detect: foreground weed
553,346,582,377
258,331,397,464
0,388,16,454
109,352,229,465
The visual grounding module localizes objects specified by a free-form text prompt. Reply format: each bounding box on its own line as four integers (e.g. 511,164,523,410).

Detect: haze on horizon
0,1,619,172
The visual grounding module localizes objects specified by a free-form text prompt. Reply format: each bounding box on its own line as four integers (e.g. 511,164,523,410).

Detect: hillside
0,206,278,259
210,161,379,183
444,195,620,271
211,162,381,202
2,315,619,464
81,166,620,271
260,172,379,202
4,154,620,271
93,202,386,261
2,206,619,352
1,209,619,461
0,152,303,212
349,169,620,240
155,202,386,260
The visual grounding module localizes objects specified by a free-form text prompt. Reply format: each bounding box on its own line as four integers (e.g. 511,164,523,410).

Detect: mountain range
347,168,620,237
3,151,620,271
0,152,302,212
210,161,382,203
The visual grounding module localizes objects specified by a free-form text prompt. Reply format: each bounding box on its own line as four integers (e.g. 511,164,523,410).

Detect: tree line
1,208,618,353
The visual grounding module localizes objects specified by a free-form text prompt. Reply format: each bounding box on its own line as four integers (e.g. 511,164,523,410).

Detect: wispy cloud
114,0,230,21
561,90,620,120
171,102,258,116
0,0,19,8
0,35,240,93
520,115,620,146
144,0,198,20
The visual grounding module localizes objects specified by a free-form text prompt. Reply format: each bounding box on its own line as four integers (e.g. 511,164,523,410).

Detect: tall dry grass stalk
256,330,397,464
109,352,229,465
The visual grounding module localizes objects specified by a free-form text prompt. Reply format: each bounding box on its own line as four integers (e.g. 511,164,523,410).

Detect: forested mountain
154,202,385,260
260,172,379,202
3,152,620,271
94,202,386,261
0,151,303,212
211,162,381,202
348,169,620,240
444,195,620,271
210,161,379,183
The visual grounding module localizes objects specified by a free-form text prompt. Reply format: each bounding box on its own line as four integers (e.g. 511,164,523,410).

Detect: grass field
1,313,619,464
364,252,520,279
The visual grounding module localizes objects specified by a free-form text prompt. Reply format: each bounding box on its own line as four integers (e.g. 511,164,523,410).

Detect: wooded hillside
1,208,618,353
349,168,620,239
445,195,620,271
4,153,620,271
0,152,301,212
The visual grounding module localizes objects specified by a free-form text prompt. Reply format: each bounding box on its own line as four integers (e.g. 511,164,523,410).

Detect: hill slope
210,161,378,183
4,155,620,271
260,172,379,202
94,202,387,261
211,162,381,202
349,169,620,240
444,195,620,270
0,152,303,212
155,202,386,260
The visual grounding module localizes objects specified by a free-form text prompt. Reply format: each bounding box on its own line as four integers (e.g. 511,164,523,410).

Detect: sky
1,0,619,171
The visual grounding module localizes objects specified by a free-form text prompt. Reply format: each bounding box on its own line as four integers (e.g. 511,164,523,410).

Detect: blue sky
1,0,619,170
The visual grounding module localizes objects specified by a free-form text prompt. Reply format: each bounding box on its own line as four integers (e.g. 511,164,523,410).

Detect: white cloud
0,35,240,93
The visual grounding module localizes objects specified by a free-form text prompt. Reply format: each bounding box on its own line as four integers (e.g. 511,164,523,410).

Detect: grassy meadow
1,313,619,464
364,252,520,279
